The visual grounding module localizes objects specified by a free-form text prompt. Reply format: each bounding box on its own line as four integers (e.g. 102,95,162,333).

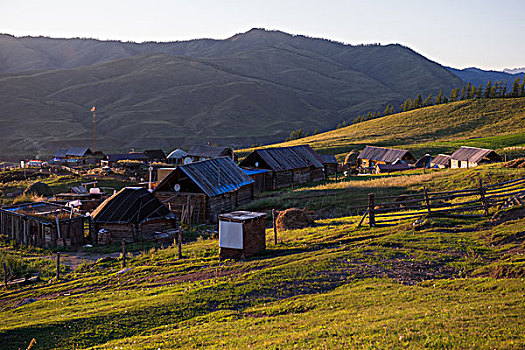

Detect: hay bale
504,158,525,168
344,150,359,167
276,208,315,230
23,181,53,197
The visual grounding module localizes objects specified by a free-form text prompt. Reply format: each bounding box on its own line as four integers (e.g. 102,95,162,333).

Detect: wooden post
368,193,375,227
178,223,183,259
423,186,432,215
479,178,489,216
3,261,7,290
56,252,60,281
121,239,126,268
272,209,278,245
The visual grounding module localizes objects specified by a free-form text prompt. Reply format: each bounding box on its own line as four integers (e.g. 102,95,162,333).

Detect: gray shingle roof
67,147,92,157
167,149,188,159
187,145,233,159
240,145,324,171
450,146,501,163
357,146,415,163
154,157,254,197
431,154,451,166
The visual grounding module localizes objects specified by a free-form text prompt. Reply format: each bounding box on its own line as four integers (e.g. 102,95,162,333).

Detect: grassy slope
240,98,525,159
1,165,524,349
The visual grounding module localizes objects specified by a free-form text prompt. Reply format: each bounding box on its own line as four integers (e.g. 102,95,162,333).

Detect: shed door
219,221,243,249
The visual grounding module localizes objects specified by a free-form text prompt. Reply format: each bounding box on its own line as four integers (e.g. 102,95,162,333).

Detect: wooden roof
91,187,174,224
357,146,415,163
144,149,166,160
450,146,501,163
431,154,451,166
240,145,324,171
67,147,92,157
187,145,233,159
154,157,254,197
320,154,338,164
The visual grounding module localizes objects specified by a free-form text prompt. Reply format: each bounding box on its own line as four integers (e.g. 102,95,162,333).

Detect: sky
1,0,524,71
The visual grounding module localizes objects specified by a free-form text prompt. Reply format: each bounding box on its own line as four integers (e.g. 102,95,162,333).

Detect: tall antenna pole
91,106,96,151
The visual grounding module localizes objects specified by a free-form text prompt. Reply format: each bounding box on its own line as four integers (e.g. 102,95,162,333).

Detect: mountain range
0,29,472,159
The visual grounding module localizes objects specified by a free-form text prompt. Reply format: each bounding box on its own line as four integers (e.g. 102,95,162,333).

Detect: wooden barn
357,146,416,172
450,146,501,169
0,202,85,248
91,187,176,243
153,157,254,224
144,149,167,163
430,154,451,168
239,145,325,191
184,145,236,164
320,154,338,178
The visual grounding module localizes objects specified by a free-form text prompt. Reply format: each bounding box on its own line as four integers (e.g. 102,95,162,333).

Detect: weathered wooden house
241,168,268,194
184,145,236,164
430,154,451,168
0,202,85,248
239,145,325,191
53,147,97,165
91,187,176,243
167,149,188,164
153,157,254,224
357,146,416,171
414,154,432,168
450,146,501,169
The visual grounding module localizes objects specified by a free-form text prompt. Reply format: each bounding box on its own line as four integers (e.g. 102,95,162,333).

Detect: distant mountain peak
504,67,525,75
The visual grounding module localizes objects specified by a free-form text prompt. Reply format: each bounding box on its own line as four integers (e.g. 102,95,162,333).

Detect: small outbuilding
0,202,85,248
375,163,411,174
239,145,325,191
91,187,176,243
218,211,266,260
357,146,416,171
144,149,167,163
320,154,338,178
449,146,501,169
154,157,254,224
414,154,432,168
430,154,451,168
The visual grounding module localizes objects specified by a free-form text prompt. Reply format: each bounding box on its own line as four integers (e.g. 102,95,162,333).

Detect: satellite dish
174,183,181,192
255,162,259,167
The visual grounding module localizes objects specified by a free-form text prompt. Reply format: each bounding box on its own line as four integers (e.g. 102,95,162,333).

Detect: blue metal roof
242,168,268,176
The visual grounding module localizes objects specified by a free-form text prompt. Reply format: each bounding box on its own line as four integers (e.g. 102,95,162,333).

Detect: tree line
351,75,525,125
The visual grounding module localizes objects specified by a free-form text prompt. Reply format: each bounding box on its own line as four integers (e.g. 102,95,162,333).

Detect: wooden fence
355,176,525,227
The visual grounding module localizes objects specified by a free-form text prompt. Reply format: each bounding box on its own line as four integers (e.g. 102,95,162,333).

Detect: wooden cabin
144,149,167,163
184,145,236,164
430,154,451,169
91,187,176,243
239,145,325,191
153,157,254,224
357,146,416,173
0,202,85,248
449,147,501,169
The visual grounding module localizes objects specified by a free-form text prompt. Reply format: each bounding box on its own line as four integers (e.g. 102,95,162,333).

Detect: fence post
3,261,7,290
479,178,489,216
368,193,375,227
56,252,60,281
272,209,278,244
424,186,432,215
121,239,126,268
178,223,183,259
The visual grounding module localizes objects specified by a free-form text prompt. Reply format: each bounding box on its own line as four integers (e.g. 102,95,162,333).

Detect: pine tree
476,84,483,99
443,96,448,103
384,105,391,116
520,76,525,97
511,77,521,97
502,82,507,97
469,84,476,99
449,88,459,102
401,98,412,112
466,82,472,99
423,94,433,106
484,80,492,98
460,86,466,100
413,94,423,109
435,90,443,104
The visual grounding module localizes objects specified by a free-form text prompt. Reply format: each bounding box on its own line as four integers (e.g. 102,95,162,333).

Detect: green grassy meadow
1,165,524,349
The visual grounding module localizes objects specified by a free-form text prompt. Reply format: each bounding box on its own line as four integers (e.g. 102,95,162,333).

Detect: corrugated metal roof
155,157,254,197
242,168,268,176
187,145,233,159
67,147,92,157
106,153,148,162
240,145,324,171
167,149,188,159
450,146,501,163
357,146,414,163
53,148,69,158
431,154,451,166
91,187,174,224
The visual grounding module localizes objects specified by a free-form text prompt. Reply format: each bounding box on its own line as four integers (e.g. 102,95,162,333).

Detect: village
0,143,505,258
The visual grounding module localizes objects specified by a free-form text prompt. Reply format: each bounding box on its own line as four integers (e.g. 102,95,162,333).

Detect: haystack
276,208,315,230
344,150,359,167
504,158,525,168
23,181,53,197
